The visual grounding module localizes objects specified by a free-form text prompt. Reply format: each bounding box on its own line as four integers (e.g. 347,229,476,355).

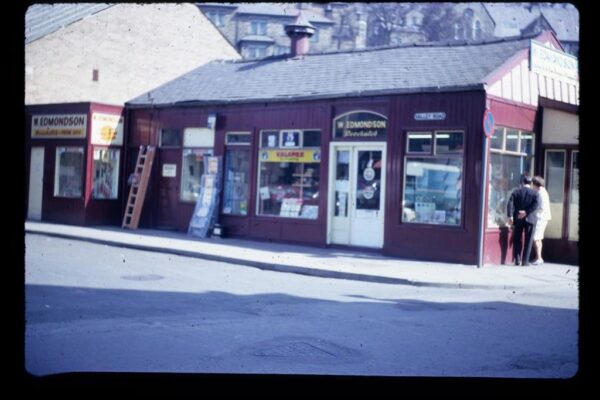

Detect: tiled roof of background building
25,3,114,44
128,34,536,107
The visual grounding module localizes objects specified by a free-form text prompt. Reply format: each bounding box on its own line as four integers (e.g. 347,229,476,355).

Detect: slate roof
25,3,114,44
127,34,538,107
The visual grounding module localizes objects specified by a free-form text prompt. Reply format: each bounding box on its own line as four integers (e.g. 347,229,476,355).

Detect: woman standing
531,176,552,265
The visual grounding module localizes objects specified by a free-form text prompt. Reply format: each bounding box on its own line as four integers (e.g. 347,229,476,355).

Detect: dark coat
507,185,539,222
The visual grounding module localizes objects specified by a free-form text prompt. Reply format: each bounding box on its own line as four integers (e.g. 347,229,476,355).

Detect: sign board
530,40,578,81
31,114,87,139
259,149,321,163
162,164,177,177
414,112,446,121
483,110,495,138
91,113,124,145
188,156,222,238
333,111,387,139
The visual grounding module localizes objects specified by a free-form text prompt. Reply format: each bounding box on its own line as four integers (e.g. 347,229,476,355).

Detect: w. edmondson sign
31,114,87,138
334,111,387,139
530,40,578,81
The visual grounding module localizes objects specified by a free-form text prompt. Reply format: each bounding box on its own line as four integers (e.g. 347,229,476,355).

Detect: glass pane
260,131,279,148
257,158,320,219
222,149,250,215
160,129,181,147
491,127,503,150
181,149,206,201
520,131,534,156
356,150,382,211
54,147,84,197
92,148,120,199
545,151,566,239
403,157,462,225
303,130,321,147
436,131,464,154
505,129,519,152
334,150,349,217
569,151,579,241
407,132,432,153
487,153,529,228
226,133,251,145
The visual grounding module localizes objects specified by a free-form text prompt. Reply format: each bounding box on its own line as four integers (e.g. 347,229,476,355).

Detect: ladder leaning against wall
122,145,156,230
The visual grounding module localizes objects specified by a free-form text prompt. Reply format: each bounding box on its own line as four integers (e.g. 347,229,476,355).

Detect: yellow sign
260,150,321,163
31,114,87,138
91,112,124,145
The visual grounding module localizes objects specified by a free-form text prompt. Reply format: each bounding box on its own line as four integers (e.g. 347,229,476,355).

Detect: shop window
92,148,120,199
257,130,321,219
54,147,84,198
402,131,464,225
222,133,251,215
487,127,535,228
160,128,181,147
569,151,579,241
544,150,566,239
181,149,212,202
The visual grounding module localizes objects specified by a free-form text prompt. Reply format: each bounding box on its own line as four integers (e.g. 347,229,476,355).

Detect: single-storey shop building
26,22,578,265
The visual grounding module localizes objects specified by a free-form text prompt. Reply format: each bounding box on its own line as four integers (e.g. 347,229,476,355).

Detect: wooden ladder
122,145,156,229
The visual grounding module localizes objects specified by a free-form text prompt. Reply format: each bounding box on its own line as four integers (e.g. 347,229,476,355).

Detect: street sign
483,110,495,138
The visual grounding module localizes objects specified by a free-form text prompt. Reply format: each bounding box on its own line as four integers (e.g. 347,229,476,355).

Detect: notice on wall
162,164,177,177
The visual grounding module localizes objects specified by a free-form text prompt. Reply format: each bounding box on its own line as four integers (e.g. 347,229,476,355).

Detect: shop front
124,29,577,265
25,103,125,226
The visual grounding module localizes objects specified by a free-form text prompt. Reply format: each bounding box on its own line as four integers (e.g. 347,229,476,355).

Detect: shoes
531,259,544,265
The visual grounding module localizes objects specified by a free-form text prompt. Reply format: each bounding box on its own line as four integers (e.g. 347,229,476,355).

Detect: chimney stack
355,11,367,50
285,12,316,57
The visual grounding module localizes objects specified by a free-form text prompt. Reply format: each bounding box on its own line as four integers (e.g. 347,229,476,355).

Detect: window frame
487,126,536,229
159,128,182,148
54,146,84,198
222,132,252,216
180,147,213,203
402,130,465,227
256,128,322,219
91,146,120,200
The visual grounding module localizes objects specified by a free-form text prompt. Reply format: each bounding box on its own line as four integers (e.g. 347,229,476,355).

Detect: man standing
507,175,539,266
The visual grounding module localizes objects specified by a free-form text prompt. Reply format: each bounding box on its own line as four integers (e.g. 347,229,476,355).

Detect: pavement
24,221,578,290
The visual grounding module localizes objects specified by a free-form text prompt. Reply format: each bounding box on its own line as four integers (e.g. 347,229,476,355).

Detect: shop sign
334,111,387,139
414,112,446,121
260,149,321,163
530,40,578,81
91,113,124,145
31,114,87,139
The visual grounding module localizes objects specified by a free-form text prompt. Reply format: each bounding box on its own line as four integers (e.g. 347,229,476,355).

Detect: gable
485,31,578,106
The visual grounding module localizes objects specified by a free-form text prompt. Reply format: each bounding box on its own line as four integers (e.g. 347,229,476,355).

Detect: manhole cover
247,336,362,363
121,274,164,281
253,342,337,358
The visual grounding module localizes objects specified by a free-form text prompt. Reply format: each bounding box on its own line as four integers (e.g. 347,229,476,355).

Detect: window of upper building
310,28,319,43
473,20,482,40
206,11,225,27
250,20,267,35
273,45,289,56
245,45,268,59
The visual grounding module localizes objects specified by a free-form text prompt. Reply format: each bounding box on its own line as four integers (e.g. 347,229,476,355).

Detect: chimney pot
284,12,316,57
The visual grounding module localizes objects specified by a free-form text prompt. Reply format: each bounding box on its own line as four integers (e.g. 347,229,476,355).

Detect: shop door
28,147,44,220
155,149,180,229
329,144,386,248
